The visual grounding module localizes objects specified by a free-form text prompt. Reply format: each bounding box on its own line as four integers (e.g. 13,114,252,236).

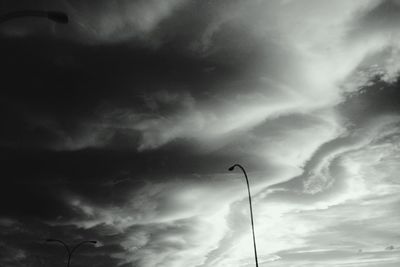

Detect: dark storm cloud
0,7,270,151
0,38,210,149
341,77,400,125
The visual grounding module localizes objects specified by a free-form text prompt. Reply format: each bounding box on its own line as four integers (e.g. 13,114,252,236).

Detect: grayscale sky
1,0,400,266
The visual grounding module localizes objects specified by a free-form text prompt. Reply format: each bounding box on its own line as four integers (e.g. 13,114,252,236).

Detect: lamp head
89,241,97,244
228,165,236,171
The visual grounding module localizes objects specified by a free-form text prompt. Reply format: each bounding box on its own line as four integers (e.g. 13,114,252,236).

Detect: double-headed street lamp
46,239,97,267
0,10,68,24
229,164,259,267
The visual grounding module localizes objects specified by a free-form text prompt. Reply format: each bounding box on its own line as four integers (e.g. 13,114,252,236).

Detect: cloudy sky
1,0,400,266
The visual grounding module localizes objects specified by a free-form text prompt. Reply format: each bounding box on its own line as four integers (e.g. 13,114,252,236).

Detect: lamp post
228,164,259,267
46,239,97,267
0,10,68,24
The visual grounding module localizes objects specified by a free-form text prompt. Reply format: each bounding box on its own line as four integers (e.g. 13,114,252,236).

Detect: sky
1,0,400,266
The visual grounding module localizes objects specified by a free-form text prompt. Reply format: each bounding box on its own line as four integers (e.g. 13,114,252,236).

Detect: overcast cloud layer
2,0,400,266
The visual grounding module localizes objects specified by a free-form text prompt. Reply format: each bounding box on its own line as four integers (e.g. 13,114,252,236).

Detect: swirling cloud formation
2,0,400,266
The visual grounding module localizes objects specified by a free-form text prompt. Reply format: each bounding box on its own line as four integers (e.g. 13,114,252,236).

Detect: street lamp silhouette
0,10,68,24
46,239,97,267
228,164,259,267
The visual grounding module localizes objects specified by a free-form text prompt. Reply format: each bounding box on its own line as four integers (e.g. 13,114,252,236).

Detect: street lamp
0,10,68,24
228,164,259,267
46,239,97,267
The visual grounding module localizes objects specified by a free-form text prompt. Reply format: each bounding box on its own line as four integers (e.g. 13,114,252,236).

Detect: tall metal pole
46,239,97,267
229,164,259,267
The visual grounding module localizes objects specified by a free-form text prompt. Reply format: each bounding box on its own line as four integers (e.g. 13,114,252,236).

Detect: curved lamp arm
70,240,97,256
46,238,71,255
229,163,259,267
0,10,68,24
